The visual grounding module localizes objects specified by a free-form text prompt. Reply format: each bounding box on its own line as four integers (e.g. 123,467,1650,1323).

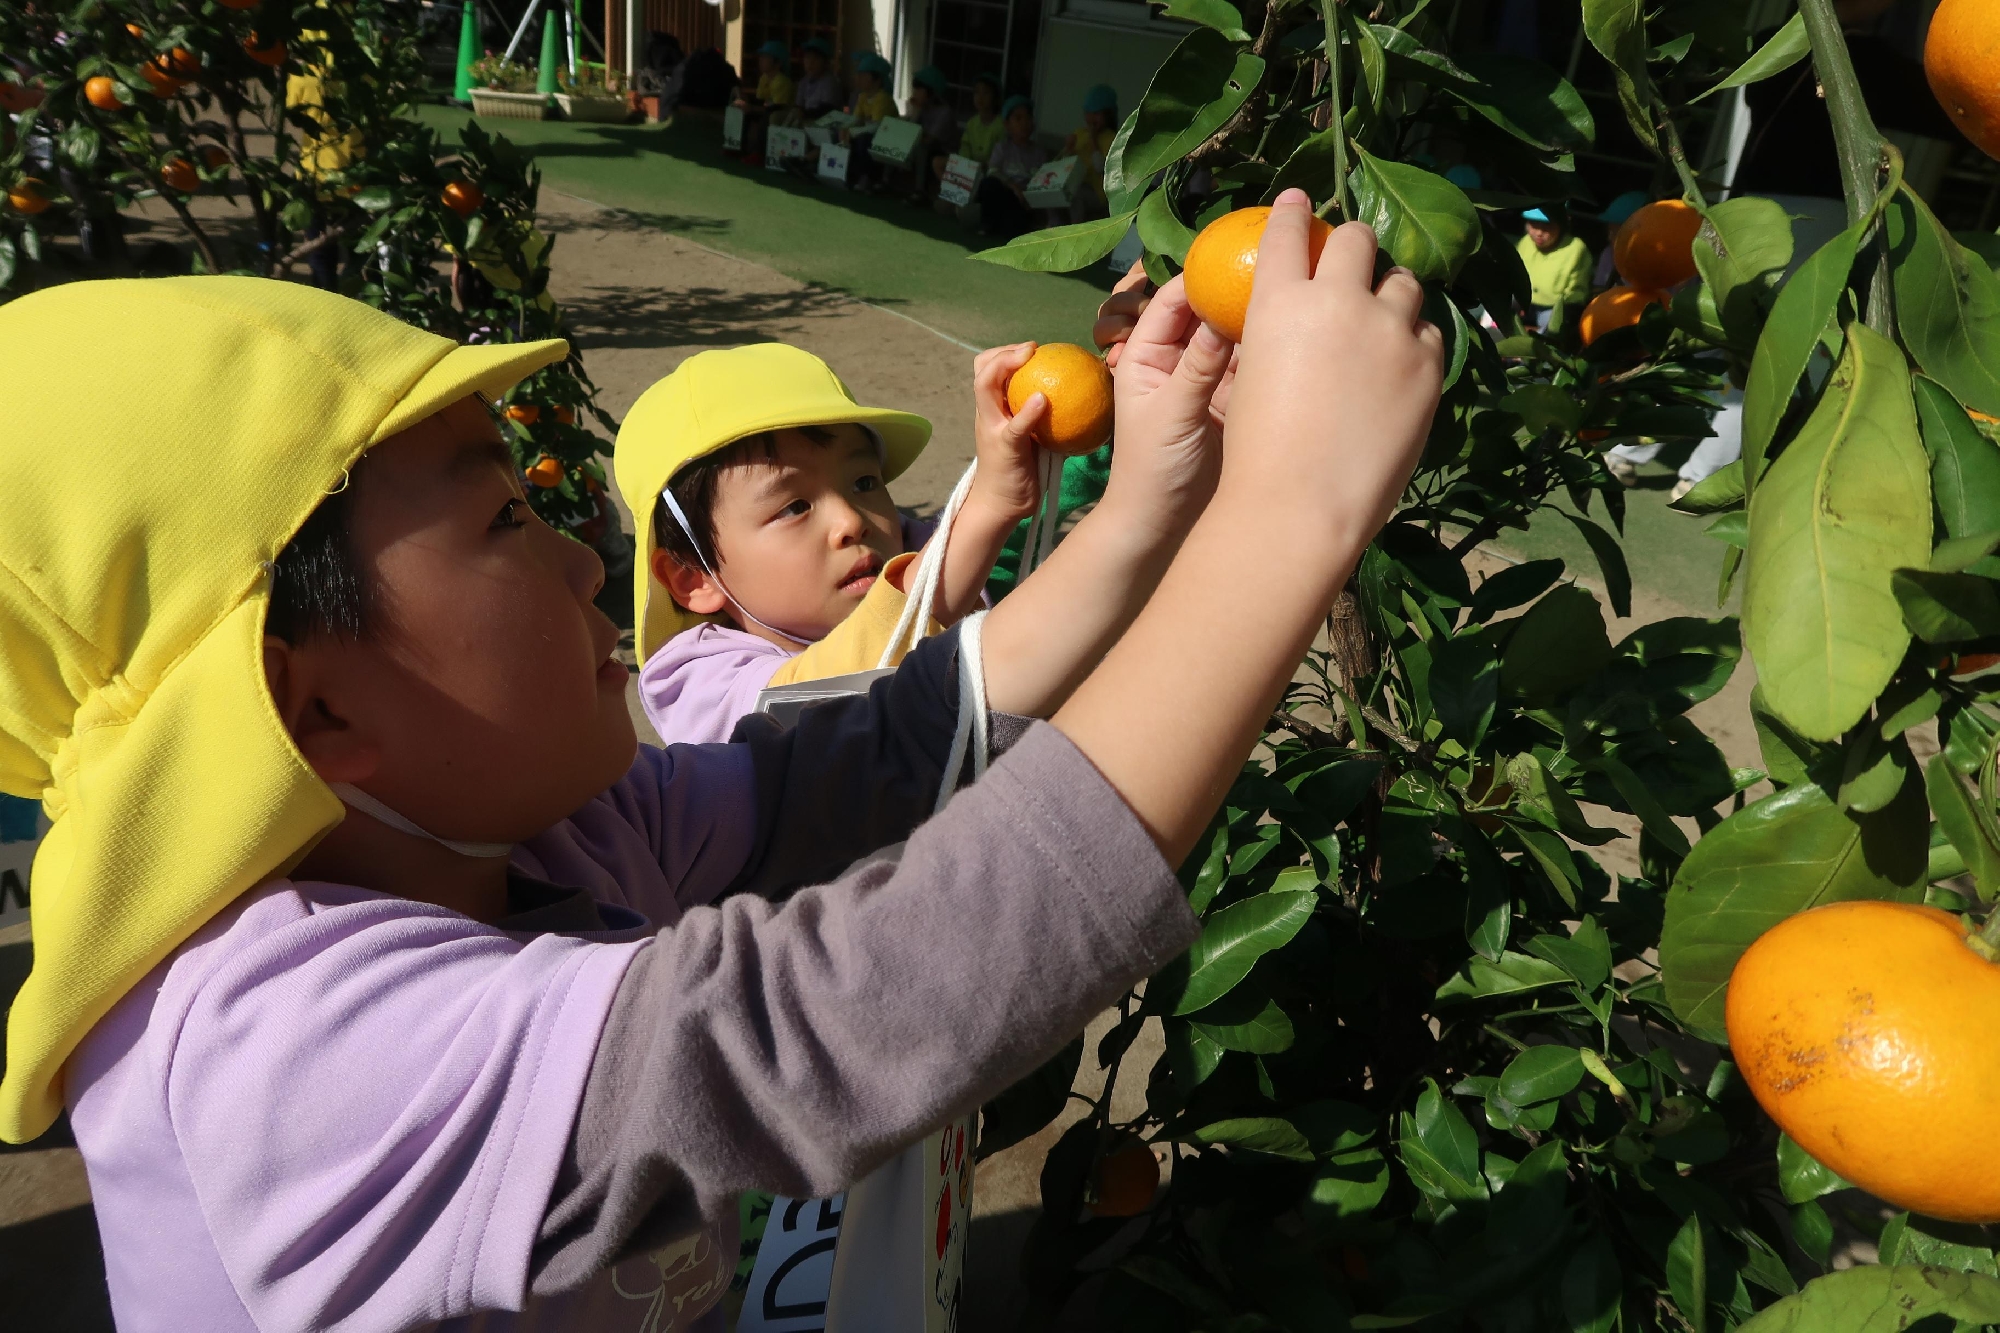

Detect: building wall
1031,0,1185,146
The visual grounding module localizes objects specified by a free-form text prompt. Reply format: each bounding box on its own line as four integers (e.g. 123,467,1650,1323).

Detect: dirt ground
2,188,1778,1330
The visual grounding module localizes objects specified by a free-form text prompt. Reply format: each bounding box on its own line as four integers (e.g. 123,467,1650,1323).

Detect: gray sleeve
528,722,1198,1293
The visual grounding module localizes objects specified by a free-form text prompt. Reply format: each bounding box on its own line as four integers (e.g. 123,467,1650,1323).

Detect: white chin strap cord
331,783,515,859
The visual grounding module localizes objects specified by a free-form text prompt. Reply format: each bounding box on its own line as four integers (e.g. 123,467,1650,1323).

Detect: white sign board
766,124,809,168
723,104,747,150
1024,155,1084,210
818,142,854,187
937,154,982,208
869,117,923,167
739,1193,846,1332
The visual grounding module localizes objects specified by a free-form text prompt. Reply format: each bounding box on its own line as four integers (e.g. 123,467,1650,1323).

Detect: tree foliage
0,1,618,544
977,1,2000,1328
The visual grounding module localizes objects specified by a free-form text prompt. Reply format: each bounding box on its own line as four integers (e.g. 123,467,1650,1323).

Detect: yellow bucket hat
0,276,566,1143
614,343,931,662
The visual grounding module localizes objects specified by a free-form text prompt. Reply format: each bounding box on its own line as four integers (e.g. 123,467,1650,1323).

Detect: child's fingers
974,342,1037,406
1254,189,1315,286
1170,319,1233,398
1315,221,1381,290
1375,265,1424,325
1124,274,1196,355
1110,256,1150,297
1005,391,1050,446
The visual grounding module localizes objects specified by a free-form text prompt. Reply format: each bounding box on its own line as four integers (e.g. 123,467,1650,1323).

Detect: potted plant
467,54,546,120
553,62,628,123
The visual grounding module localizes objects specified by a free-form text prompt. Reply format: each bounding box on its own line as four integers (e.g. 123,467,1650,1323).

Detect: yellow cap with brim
614,343,931,662
0,276,566,1142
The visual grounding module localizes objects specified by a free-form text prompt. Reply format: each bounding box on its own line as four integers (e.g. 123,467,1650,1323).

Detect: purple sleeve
163,894,645,1329
637,630,788,748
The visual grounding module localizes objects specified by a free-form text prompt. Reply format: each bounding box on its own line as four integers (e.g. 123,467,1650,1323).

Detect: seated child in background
1063,83,1119,222
731,40,794,153
795,37,842,117
955,75,1006,177
846,52,894,128
1515,205,1592,331
976,95,1048,239
903,64,959,198
616,342,1051,746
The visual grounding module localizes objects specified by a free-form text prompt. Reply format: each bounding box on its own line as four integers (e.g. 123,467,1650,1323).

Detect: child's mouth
838,553,883,594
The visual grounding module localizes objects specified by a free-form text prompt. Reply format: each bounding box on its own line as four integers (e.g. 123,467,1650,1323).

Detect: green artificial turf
419,103,1118,349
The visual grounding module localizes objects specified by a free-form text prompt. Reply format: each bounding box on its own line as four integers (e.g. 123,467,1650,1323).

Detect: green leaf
1190,1115,1314,1160
1744,323,1931,741
1149,0,1249,41
1925,753,2000,900
1561,1237,1622,1333
352,185,395,212
1673,460,1744,514
1738,1266,2000,1332
1137,186,1196,265
971,211,1138,273
1666,1213,1708,1333
1556,510,1632,617
1694,197,1794,345
1881,1215,2000,1275
1915,375,2000,541
1892,568,2000,642
1501,383,1586,435
1932,529,2000,572
1524,915,1613,992
1115,28,1265,185
1189,996,1296,1053
1303,1149,1390,1224
1891,190,2000,419
1658,780,1927,1039
1443,52,1594,153
1581,0,1657,150
1497,1044,1585,1106
1586,752,1691,857
1693,12,1808,102
1428,629,1498,748
1742,225,1862,501
1171,886,1316,1015
1507,751,1618,844
1433,950,1570,1004
1469,559,1563,621
1398,1079,1485,1200
1346,147,1479,283
1777,1131,1852,1204
1271,127,1349,203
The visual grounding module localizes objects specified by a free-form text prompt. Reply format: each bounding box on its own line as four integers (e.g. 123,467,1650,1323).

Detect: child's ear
651,548,729,616
262,635,381,785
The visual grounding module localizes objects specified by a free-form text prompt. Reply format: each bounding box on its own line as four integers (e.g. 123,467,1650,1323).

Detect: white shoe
1668,478,1695,503
1605,456,1638,486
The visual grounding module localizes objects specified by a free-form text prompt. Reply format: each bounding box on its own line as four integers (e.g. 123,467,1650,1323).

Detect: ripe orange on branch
139,65,185,97
244,35,288,67
7,178,49,215
1927,0,2000,162
442,180,483,217
1087,1143,1160,1217
1612,199,1700,291
1005,342,1114,455
1578,285,1667,345
1183,204,1335,344
504,403,540,426
526,456,565,488
83,76,125,111
159,158,199,193
1727,900,2000,1223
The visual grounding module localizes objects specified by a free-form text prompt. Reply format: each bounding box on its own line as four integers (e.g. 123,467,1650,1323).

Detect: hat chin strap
658,486,817,648
331,784,515,859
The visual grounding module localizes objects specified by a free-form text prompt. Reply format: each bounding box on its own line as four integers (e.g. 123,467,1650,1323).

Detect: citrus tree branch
1320,0,1349,218
1797,0,1894,335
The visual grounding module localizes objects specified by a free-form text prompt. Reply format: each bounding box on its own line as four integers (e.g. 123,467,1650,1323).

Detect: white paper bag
818,142,854,186
723,104,746,150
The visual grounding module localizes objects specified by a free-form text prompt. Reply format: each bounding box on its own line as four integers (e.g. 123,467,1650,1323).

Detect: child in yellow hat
616,340,1047,746
0,192,1442,1328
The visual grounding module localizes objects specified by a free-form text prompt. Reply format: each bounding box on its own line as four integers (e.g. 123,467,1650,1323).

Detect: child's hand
1224,189,1441,534
966,342,1048,523
1099,275,1235,540
1093,260,1154,369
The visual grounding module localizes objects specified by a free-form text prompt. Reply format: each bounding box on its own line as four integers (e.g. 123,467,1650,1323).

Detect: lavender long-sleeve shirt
66,631,1198,1332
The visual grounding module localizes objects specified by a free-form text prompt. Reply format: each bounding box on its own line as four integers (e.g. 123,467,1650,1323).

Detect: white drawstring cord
877,458,982,669
1014,449,1063,580
331,783,514,859
933,610,989,812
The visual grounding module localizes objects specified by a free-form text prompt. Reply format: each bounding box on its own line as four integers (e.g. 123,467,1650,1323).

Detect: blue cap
853,51,891,78
1444,164,1482,190
914,64,949,98
1598,190,1650,225
758,40,789,64
1001,94,1032,120
802,37,832,58
1083,83,1118,115
1522,207,1551,222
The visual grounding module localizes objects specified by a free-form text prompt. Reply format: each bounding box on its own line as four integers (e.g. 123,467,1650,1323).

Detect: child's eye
779,498,811,518
493,497,528,530
854,475,881,494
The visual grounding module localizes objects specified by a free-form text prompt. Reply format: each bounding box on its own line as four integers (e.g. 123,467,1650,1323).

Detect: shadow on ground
557,280,864,350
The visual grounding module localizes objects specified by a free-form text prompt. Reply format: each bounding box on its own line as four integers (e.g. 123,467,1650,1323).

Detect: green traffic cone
536,9,560,95
452,0,479,104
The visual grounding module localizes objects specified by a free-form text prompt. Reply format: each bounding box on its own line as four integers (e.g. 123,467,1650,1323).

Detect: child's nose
824,494,868,543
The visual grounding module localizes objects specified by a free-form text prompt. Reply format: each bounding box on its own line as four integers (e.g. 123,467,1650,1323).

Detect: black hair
651,423,844,570
267,483,370,645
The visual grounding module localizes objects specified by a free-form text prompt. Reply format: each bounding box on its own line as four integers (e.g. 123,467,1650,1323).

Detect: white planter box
470,88,549,120
555,91,628,122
